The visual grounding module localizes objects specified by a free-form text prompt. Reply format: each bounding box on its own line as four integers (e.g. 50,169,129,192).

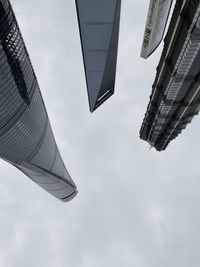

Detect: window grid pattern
140,0,200,151
0,0,77,201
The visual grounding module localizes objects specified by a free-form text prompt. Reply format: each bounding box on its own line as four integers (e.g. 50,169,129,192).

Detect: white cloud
0,0,200,266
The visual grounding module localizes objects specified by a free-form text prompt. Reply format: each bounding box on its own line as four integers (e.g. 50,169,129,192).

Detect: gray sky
1,0,200,266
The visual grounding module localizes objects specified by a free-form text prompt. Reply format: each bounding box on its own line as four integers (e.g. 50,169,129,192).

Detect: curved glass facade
0,0,77,201
141,0,173,59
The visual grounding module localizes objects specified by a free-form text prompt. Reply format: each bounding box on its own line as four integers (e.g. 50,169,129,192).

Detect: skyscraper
76,0,121,112
141,0,173,59
140,0,200,151
0,0,77,201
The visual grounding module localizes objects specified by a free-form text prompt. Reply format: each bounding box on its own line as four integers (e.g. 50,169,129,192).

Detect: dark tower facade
0,0,77,201
140,0,200,151
76,0,121,112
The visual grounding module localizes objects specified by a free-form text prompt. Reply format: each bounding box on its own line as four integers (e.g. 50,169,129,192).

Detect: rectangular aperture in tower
141,0,173,59
140,0,200,151
0,0,77,201
76,0,121,112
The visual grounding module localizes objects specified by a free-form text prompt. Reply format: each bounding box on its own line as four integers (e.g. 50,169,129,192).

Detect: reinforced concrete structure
76,0,121,112
141,0,173,59
140,0,200,151
0,0,77,201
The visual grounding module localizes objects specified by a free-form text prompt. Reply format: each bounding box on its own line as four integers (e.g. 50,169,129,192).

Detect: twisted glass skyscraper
0,0,77,201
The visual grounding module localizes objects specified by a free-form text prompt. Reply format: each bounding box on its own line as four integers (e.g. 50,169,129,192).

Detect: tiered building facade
140,0,200,151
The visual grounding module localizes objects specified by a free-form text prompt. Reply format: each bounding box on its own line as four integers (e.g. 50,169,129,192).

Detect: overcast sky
1,0,200,266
